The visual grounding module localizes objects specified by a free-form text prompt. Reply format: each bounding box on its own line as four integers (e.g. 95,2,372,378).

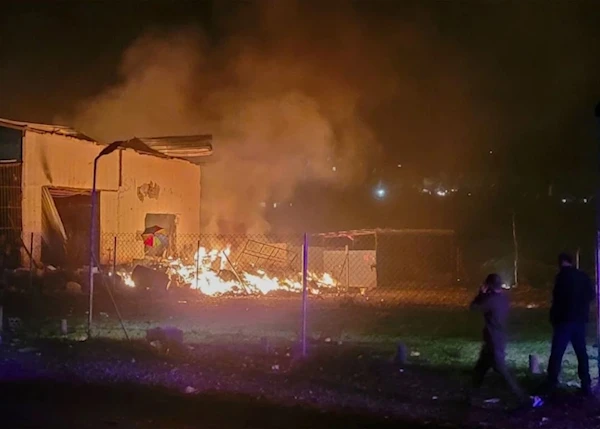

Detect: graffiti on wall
137,181,160,202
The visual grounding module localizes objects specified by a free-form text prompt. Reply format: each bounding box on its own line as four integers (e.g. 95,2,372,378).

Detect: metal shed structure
312,228,458,289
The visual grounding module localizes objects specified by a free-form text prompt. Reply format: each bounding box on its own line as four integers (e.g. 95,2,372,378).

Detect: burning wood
118,243,338,296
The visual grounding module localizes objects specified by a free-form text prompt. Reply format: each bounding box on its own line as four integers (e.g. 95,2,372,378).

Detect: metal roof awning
135,135,213,164
0,117,97,142
0,117,214,165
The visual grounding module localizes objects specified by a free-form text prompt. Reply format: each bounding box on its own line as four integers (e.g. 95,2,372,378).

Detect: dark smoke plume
67,0,472,233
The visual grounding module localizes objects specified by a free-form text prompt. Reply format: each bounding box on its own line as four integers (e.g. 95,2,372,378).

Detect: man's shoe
531,396,544,408
514,396,544,413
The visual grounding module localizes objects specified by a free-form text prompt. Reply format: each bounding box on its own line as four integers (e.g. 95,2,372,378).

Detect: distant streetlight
88,141,122,337
374,186,386,199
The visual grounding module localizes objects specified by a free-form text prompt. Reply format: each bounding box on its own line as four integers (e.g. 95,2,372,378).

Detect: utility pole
594,101,600,387
512,210,519,286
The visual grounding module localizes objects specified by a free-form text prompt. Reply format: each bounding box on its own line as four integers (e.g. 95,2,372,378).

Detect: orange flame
119,245,338,296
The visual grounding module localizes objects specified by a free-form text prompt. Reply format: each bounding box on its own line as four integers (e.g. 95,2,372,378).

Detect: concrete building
0,118,212,267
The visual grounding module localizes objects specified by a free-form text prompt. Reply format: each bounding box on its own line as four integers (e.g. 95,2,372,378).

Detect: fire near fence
98,230,459,300
2,229,588,382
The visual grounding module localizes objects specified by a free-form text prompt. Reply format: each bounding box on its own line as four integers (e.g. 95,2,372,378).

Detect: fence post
29,232,33,290
344,244,350,292
512,210,519,286
301,233,308,358
112,236,117,287
594,101,600,387
195,240,201,290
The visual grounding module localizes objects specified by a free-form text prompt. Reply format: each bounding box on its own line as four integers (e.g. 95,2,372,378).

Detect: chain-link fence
0,229,596,384
87,233,309,341
86,230,579,346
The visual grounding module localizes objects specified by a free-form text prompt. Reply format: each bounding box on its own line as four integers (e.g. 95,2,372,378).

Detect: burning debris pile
117,244,338,297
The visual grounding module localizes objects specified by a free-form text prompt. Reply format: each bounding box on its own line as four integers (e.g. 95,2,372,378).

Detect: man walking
546,252,595,396
470,273,543,408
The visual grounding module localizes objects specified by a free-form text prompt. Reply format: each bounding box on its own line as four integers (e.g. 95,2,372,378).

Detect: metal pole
112,236,117,287
345,244,350,292
195,240,201,290
301,233,308,357
456,246,461,282
29,232,33,290
512,210,519,286
594,101,600,386
88,156,99,337
576,247,581,269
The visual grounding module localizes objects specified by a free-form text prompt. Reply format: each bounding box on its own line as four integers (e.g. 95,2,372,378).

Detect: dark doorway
41,188,99,268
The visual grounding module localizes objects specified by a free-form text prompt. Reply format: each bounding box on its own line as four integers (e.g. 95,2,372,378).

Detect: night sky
1,0,599,191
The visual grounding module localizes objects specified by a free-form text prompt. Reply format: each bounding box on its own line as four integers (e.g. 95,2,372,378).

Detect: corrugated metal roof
135,135,213,164
117,139,171,159
0,117,96,142
0,118,213,165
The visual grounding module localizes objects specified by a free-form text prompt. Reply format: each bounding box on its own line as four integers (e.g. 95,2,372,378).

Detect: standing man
546,252,596,396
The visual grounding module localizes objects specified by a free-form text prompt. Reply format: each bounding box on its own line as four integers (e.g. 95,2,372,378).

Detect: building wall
100,148,201,264
21,131,201,266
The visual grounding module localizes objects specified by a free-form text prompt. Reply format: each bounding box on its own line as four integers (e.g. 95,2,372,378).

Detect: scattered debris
8,317,23,332
65,281,82,294
146,326,184,353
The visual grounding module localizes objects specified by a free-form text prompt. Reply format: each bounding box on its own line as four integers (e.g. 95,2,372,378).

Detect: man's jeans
547,322,591,389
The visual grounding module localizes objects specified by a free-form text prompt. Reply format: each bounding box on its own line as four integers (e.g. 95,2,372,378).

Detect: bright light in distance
374,187,386,199
561,199,567,204
332,166,337,172
436,189,448,197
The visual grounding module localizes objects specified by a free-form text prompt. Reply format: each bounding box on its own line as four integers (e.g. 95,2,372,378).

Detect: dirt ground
1,287,598,428
1,337,599,429
0,381,431,429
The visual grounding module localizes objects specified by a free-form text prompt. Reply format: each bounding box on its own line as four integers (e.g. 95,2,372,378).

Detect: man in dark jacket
546,252,595,395
470,273,543,407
